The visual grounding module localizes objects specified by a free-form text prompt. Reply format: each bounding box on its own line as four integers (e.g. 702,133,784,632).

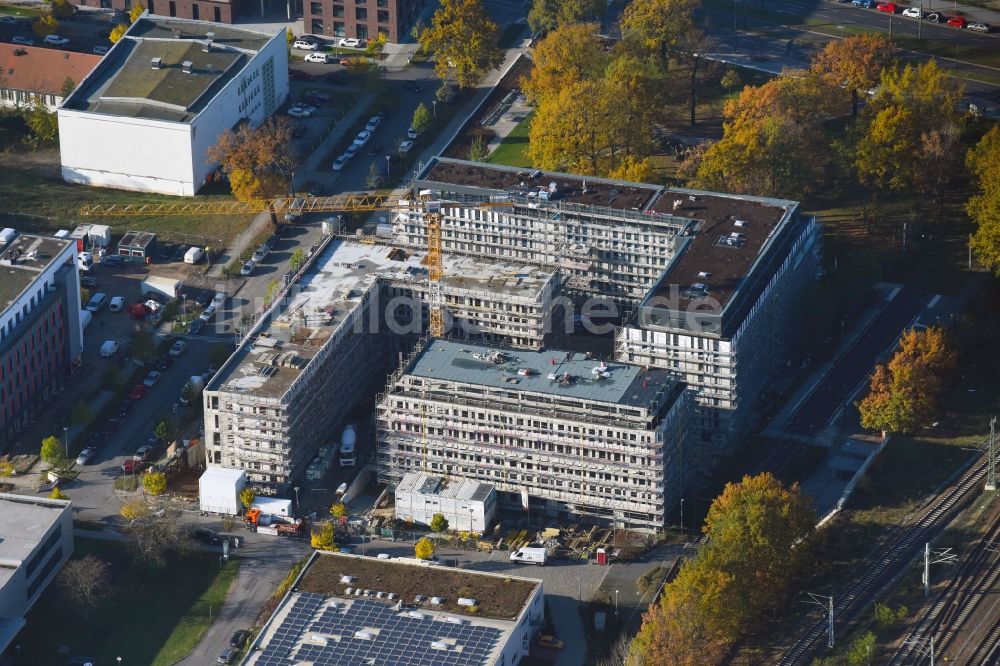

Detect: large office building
376,339,690,532
303,0,421,44
615,192,821,451
0,494,74,654
58,16,289,196
0,232,83,450
246,550,544,666
204,238,557,493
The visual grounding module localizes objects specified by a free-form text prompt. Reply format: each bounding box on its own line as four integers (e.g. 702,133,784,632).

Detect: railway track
777,455,987,666
888,499,1000,665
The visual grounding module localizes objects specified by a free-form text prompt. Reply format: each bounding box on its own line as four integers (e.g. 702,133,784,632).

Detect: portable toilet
596,547,607,565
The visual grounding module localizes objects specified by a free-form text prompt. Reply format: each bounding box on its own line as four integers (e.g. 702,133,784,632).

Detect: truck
244,508,305,537
509,547,547,566
141,275,182,301
339,424,357,467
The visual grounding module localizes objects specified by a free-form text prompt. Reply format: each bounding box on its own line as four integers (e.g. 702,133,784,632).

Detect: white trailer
198,466,248,515
141,275,182,301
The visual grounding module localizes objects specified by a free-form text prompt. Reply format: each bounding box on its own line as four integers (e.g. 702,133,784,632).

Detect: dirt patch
298,552,538,621
444,56,531,161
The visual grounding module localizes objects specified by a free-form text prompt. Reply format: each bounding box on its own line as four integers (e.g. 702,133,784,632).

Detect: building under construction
203,238,556,492
376,338,690,532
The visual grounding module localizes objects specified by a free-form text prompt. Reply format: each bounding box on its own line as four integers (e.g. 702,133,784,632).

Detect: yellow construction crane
81,193,511,340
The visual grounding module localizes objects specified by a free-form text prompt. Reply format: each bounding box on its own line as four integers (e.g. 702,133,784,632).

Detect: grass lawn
17,538,240,666
0,160,253,247
0,2,41,17
487,112,533,168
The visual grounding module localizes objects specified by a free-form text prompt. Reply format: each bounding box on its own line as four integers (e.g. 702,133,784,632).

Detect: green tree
60,76,76,99
41,435,65,467
430,513,449,533
109,23,128,43
966,125,1000,275
32,12,58,38
365,32,388,58
418,0,502,89
528,0,605,36
49,487,68,500
26,99,59,144
265,279,280,304
50,0,75,19
154,418,175,444
239,487,256,511
469,133,489,162
857,326,956,434
207,116,300,202
143,471,167,496
873,601,908,630
330,502,347,519
411,102,432,135
71,401,93,428
414,536,435,560
720,68,741,95
311,521,337,549
290,247,305,271
846,631,876,666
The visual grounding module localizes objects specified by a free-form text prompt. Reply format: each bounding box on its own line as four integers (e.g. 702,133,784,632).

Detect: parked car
76,447,96,466
230,630,250,648
43,34,69,46
11,36,34,46
85,292,108,312
303,52,330,63
353,130,372,146
154,355,173,371
332,154,349,171
134,444,154,461
100,254,124,267
852,0,877,6
80,275,98,288
401,81,423,93
293,39,319,50
116,400,134,417
143,370,162,387
109,296,126,312
947,15,967,27
967,21,991,31
537,634,565,650
344,144,360,159
925,11,947,21
305,89,331,101
287,103,316,118
128,384,147,401
217,647,239,664
169,340,187,357
901,6,921,17
252,244,270,262
365,115,381,132
193,528,222,545
240,259,256,276
338,37,362,47
407,127,421,140
93,45,110,55
188,318,205,335
121,459,145,474
398,139,414,155
876,2,897,11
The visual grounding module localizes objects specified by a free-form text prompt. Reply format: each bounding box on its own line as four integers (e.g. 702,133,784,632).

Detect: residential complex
0,232,83,450
58,16,289,196
303,0,421,44
376,339,690,532
0,45,102,112
246,551,544,666
203,238,557,493
0,494,73,655
615,192,821,451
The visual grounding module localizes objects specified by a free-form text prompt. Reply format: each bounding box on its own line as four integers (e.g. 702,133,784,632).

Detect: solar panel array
252,593,505,666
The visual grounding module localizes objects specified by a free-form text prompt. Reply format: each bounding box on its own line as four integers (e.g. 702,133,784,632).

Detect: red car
122,459,145,474
128,384,147,401
877,2,898,11
947,15,967,27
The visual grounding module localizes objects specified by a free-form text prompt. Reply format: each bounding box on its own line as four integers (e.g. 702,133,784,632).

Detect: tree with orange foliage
207,116,299,202
811,34,890,116
857,326,956,434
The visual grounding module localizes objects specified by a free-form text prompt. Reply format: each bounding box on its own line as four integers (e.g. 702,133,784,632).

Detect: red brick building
70,0,240,24
303,0,421,43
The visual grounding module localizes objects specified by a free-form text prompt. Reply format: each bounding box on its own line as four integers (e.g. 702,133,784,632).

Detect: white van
100,340,120,357
509,547,547,566
184,247,205,264
109,296,126,312
78,252,94,272
85,292,107,312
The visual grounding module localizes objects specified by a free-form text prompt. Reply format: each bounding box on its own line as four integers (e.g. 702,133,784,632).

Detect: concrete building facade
377,339,690,532
0,233,83,450
0,494,74,654
58,17,289,196
303,0,421,43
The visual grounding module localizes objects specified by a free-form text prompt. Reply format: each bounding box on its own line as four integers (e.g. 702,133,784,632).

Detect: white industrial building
0,494,74,654
198,466,247,515
395,472,497,532
58,16,289,196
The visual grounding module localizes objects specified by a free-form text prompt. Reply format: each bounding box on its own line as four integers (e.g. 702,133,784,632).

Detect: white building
244,551,544,666
0,494,74,654
198,465,247,515
58,16,289,196
395,472,497,532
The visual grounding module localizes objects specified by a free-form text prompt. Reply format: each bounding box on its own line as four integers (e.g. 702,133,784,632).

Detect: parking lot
0,7,125,54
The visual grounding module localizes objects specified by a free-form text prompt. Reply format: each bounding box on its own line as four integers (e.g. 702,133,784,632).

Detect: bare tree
597,633,638,666
57,555,111,615
123,517,195,566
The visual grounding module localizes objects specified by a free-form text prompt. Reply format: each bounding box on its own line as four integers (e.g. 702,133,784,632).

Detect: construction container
198,466,247,515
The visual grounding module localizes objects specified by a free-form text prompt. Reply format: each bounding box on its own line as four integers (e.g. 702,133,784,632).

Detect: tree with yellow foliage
311,521,338,550
32,12,58,38
120,498,152,521
522,22,607,104
414,537,435,560
129,1,146,24
811,34,890,116
608,156,653,183
49,487,69,500
109,23,129,43
143,471,167,496
966,126,1000,275
418,0,502,89
857,326,956,434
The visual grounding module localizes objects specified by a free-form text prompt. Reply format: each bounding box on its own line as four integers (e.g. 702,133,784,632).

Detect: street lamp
62,426,69,459
385,155,391,181
116,658,122,665
614,589,619,615
679,498,685,535
293,486,300,514
432,100,437,117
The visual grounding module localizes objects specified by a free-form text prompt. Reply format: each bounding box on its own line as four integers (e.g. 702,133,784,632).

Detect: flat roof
645,189,796,311
405,339,680,410
0,233,74,314
62,16,275,123
419,157,661,212
397,472,495,503
0,494,70,588
211,240,553,400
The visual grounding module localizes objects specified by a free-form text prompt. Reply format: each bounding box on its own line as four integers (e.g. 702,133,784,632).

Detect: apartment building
376,339,690,532
303,0,420,43
0,232,83,450
0,44,101,112
615,190,821,452
398,158,686,303
204,239,557,493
